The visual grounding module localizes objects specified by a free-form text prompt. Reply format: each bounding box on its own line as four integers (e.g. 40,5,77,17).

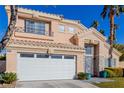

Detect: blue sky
0,5,124,44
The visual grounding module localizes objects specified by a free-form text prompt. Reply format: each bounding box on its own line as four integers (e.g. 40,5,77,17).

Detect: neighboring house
5,6,121,81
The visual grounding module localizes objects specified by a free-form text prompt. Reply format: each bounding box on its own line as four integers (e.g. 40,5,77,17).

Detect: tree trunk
109,8,114,67
0,5,17,50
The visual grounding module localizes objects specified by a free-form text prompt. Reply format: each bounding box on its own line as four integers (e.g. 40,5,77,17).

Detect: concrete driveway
16,80,98,88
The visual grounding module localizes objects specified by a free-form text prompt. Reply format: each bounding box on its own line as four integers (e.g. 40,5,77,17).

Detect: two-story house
5,6,121,81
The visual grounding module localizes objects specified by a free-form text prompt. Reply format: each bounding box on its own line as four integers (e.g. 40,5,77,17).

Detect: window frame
25,19,46,35
59,25,65,32
68,27,75,33
85,45,94,56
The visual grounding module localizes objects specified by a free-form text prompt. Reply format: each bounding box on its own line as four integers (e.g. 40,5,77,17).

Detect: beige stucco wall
6,47,84,74
14,16,83,45
80,29,120,71
5,6,121,74
6,50,17,72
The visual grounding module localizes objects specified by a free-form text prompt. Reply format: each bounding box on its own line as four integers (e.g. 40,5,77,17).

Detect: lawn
94,77,124,88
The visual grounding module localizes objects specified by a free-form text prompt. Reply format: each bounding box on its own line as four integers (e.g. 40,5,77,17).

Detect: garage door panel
17,53,76,81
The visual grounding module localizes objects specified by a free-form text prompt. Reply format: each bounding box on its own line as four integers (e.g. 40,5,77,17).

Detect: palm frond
114,24,119,31
115,6,120,17
90,20,99,29
99,29,105,36
119,6,124,13
101,5,109,19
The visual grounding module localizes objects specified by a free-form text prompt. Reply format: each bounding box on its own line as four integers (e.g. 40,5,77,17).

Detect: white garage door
17,53,76,81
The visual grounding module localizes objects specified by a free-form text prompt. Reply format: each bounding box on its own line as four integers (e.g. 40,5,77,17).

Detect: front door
85,45,94,76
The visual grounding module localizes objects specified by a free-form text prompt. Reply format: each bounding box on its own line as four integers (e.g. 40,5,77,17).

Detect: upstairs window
68,27,75,33
59,25,65,32
25,20,45,35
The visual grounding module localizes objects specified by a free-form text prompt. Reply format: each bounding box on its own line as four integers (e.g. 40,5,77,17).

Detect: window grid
25,20,45,35
85,46,93,55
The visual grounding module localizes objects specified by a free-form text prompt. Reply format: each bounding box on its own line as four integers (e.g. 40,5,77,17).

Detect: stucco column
76,53,85,73
6,49,17,72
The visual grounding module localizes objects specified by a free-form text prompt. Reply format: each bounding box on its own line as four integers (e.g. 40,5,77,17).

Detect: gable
79,30,105,43
79,27,121,57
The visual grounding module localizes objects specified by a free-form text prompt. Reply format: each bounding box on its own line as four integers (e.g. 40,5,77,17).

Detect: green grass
94,77,124,88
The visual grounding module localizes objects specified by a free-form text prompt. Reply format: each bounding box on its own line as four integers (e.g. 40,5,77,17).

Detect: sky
0,5,124,44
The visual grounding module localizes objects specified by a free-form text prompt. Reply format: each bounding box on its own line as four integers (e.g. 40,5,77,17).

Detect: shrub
77,72,86,80
0,72,17,84
0,73,4,84
105,68,123,77
104,69,116,78
0,56,6,60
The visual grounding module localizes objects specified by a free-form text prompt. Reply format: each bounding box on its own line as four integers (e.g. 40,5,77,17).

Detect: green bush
77,72,86,80
104,69,116,78
0,56,6,60
0,72,4,84
0,72,17,84
105,68,123,77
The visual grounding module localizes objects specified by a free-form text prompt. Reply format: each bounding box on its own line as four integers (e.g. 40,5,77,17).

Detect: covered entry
85,44,99,76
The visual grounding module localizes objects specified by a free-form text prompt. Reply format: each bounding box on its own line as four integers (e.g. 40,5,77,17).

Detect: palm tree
0,5,17,51
113,24,119,43
101,5,124,66
90,20,105,36
90,20,99,29
108,24,119,44
99,29,105,36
